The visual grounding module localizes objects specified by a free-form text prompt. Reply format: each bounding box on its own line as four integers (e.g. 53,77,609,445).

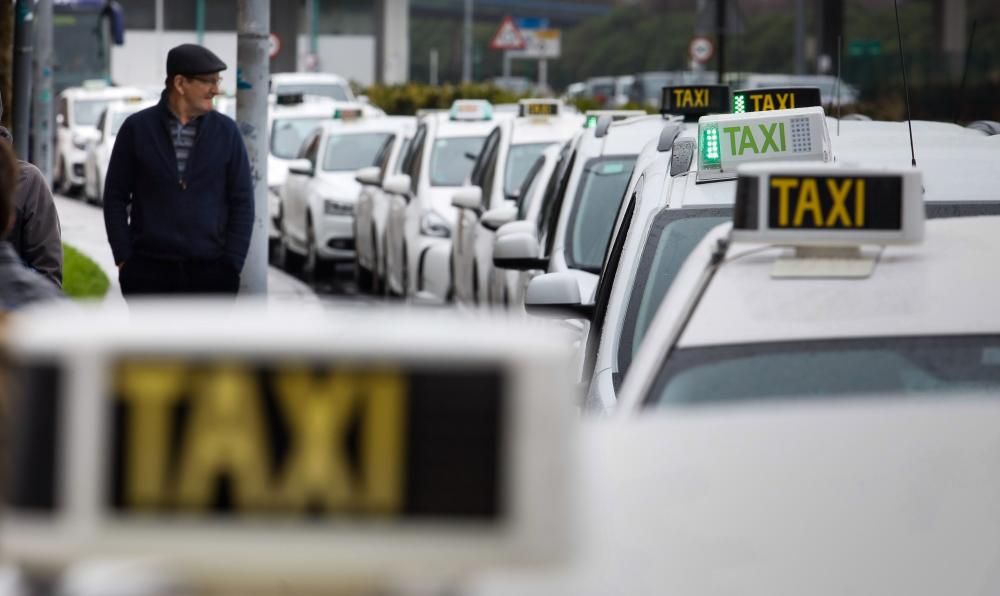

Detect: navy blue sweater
103,95,254,270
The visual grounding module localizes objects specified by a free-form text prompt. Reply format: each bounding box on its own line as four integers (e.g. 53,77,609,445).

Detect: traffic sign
507,28,561,59
689,36,714,63
490,15,526,51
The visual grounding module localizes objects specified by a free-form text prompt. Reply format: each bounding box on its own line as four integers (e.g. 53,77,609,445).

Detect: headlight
420,210,451,238
323,198,354,216
72,135,88,150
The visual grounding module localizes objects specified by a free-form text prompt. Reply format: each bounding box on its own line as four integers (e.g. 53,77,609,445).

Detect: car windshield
504,143,552,199
110,111,138,136
322,132,393,172
646,335,1000,408
565,156,637,272
270,118,328,159
618,208,731,379
429,135,485,186
73,99,114,127
274,83,350,101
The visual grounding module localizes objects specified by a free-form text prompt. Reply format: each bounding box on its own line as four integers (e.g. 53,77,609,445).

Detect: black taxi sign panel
660,84,729,118
519,99,561,117
733,87,822,113
1,303,573,584
732,163,924,245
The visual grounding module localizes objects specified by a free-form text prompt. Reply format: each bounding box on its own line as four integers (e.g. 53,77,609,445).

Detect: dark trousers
119,254,240,297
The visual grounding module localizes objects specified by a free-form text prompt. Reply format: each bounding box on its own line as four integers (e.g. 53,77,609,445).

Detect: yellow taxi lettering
359,372,406,512
793,178,823,227
694,88,708,107
777,92,795,109
771,177,799,226
855,179,866,227
749,93,763,111
117,363,186,509
825,178,853,227
672,88,686,108
174,365,272,511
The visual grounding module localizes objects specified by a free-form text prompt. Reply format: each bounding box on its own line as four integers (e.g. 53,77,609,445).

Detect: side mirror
355,166,381,186
525,272,594,320
287,158,314,177
452,186,482,210
493,232,547,271
496,220,535,238
480,204,518,232
383,173,412,196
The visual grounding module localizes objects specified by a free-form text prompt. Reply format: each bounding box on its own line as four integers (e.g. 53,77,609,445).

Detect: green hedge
63,243,109,299
362,82,526,115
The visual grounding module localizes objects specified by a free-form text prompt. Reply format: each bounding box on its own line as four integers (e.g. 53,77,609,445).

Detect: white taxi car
55,82,150,195
353,119,417,294
617,162,1000,416
266,94,342,245
382,100,505,299
276,109,412,282
450,99,583,306
82,98,155,204
270,72,384,116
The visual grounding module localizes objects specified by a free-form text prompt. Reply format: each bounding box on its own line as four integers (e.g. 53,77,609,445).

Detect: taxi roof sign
733,87,823,113
660,84,729,119
583,109,646,128
732,162,924,247
697,106,832,183
2,301,575,587
449,99,493,121
334,106,363,120
518,98,561,118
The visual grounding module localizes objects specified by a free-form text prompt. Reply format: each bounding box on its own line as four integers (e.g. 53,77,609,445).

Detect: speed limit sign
689,36,714,64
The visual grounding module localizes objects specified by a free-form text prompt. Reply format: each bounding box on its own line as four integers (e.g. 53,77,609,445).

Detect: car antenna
954,19,978,124
835,34,843,136
893,0,916,167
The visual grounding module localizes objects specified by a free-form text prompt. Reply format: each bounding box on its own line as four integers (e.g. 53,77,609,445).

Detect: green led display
733,93,747,114
701,124,721,167
585,115,598,128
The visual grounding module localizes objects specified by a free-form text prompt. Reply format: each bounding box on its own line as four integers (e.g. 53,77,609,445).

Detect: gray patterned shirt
167,112,200,180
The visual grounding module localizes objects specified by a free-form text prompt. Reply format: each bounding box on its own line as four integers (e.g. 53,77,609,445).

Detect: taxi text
769,177,867,228
672,87,711,109
722,123,788,156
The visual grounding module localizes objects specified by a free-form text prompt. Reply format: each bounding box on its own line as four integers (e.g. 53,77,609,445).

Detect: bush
63,243,109,299
362,82,527,115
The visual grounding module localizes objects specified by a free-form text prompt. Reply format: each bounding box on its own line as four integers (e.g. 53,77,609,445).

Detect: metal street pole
31,0,53,180
429,48,438,85
715,0,726,84
12,0,34,158
237,0,270,295
462,0,472,83
196,0,205,44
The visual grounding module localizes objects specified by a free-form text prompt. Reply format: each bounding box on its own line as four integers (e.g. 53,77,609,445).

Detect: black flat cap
166,44,227,77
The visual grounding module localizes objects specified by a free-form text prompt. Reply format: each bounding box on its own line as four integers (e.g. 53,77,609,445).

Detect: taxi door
282,130,321,249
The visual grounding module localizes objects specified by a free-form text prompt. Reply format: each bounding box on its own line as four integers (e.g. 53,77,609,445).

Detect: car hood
314,171,362,201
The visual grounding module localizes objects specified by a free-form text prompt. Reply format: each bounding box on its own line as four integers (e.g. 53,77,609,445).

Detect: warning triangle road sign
490,16,526,51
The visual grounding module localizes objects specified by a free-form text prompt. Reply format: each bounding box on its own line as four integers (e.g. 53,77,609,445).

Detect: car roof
510,114,583,145
431,111,502,137
675,216,1000,348
271,72,348,85
317,115,415,135
600,115,674,155
269,100,342,119
60,86,148,101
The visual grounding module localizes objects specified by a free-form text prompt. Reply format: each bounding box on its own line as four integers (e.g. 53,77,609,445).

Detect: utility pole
237,0,270,295
196,0,205,44
32,0,53,180
12,0,34,158
462,0,472,83
715,0,726,84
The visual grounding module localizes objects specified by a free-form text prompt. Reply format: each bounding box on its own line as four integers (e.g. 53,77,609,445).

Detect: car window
470,127,501,186
110,111,136,136
429,136,486,186
517,155,549,220
403,124,427,191
73,99,114,127
617,207,731,383
393,137,412,174
564,155,637,272
274,83,350,101
299,130,321,169
504,143,552,200
540,145,577,257
270,117,328,160
322,132,394,172
646,335,1000,408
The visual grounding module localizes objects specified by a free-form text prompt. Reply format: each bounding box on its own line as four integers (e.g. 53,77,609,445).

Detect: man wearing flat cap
103,43,253,296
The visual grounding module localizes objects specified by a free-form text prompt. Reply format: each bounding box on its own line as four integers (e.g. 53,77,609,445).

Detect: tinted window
429,136,485,186
646,336,1000,408
393,138,412,174
564,156,637,272
270,117,328,159
73,100,114,127
322,132,393,172
617,208,731,380
540,146,577,256
504,143,552,200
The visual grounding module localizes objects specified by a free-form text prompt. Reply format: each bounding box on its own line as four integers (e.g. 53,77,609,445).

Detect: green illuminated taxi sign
660,84,729,118
732,87,823,113
519,100,561,117
696,106,832,182
732,162,924,246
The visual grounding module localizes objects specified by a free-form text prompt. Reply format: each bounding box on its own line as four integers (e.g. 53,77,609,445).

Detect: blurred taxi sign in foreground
659,84,729,119
2,300,576,587
697,106,832,182
732,86,822,113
